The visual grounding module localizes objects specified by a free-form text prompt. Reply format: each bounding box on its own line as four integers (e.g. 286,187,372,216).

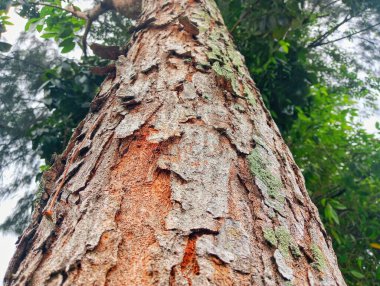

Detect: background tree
0,0,379,284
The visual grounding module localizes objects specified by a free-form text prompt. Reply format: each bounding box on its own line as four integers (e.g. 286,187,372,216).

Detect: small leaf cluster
24,1,85,53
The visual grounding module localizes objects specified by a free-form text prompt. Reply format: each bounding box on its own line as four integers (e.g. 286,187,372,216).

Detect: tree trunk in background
5,0,346,285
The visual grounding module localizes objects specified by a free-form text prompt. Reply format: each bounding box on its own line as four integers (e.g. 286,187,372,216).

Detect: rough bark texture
5,0,346,285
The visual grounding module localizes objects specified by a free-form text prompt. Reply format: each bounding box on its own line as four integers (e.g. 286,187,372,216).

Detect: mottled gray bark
5,0,346,285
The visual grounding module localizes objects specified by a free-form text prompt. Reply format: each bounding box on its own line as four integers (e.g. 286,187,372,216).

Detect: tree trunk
5,0,346,285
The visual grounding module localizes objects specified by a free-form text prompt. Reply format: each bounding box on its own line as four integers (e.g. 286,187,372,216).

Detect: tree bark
5,0,346,285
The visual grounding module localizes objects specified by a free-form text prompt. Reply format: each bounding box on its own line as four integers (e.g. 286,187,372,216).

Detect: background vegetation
0,0,379,284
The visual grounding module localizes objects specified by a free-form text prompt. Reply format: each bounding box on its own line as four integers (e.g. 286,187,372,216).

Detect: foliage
0,34,53,199
24,3,85,53
29,56,105,161
0,35,104,232
287,85,380,284
0,0,379,284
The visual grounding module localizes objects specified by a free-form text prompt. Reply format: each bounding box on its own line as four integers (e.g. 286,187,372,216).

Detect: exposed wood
5,0,346,285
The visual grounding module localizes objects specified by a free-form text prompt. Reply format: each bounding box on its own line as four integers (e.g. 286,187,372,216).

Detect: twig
357,36,376,45
308,14,352,48
81,19,93,57
313,21,380,47
27,1,110,56
230,9,251,33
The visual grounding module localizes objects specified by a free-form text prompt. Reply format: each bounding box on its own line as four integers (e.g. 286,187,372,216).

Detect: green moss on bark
263,227,278,246
263,226,302,260
311,243,326,271
247,148,283,201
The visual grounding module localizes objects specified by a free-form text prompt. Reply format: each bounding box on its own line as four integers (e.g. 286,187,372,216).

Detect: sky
0,3,379,284
0,9,26,284
0,9,26,285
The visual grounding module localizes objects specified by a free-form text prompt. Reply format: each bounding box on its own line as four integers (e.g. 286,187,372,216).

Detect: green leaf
330,229,342,244
40,6,54,17
41,32,57,39
59,38,75,53
330,199,347,210
376,267,380,280
279,40,290,54
36,24,44,32
350,270,365,279
58,28,73,39
25,18,40,31
39,165,50,172
325,203,340,225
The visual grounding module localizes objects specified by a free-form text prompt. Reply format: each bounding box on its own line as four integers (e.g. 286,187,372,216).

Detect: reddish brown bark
5,0,346,285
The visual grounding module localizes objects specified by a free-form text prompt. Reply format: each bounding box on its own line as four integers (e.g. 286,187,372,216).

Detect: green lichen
205,27,257,104
244,83,256,106
226,45,257,106
263,226,302,260
209,30,222,42
211,61,242,98
207,31,224,62
263,228,277,246
206,0,221,21
33,178,45,208
275,227,302,259
193,10,211,32
231,79,241,97
311,243,326,272
207,44,222,62
212,61,231,78
227,46,245,74
289,243,302,258
247,148,283,201
275,226,292,258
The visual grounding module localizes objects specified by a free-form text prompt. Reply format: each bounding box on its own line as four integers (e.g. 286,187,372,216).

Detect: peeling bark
5,0,346,285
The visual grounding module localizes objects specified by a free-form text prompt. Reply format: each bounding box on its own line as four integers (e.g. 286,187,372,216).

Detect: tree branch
357,36,376,45
229,1,259,33
81,3,111,56
312,21,380,47
308,14,352,48
28,1,111,56
330,188,347,199
229,9,251,33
